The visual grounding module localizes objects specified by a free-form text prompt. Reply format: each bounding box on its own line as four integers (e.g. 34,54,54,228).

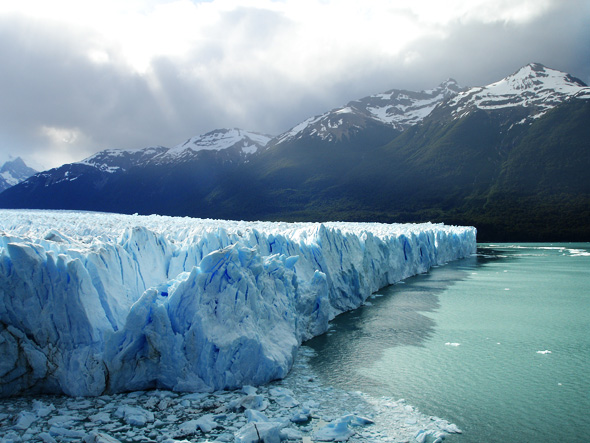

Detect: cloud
0,0,588,170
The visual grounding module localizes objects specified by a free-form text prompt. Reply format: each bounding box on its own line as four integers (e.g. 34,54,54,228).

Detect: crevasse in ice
0,210,476,397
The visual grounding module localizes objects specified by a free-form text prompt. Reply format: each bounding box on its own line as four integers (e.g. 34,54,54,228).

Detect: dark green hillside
0,164,112,211
259,121,399,189
200,121,401,220
477,99,590,240
374,99,589,240
233,99,590,241
494,99,590,194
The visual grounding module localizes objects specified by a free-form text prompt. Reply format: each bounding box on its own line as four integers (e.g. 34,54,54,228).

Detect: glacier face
0,210,476,397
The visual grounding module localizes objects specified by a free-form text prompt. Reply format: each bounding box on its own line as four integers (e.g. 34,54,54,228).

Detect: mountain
275,78,463,145
0,129,271,214
311,64,590,240
69,128,270,172
1,63,588,241
430,63,589,126
159,128,271,161
0,157,38,192
229,79,465,218
211,63,590,240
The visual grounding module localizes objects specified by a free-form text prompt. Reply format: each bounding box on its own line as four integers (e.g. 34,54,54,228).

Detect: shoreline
0,346,462,442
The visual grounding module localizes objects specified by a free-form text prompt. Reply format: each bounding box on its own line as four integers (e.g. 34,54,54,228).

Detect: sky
1,0,589,171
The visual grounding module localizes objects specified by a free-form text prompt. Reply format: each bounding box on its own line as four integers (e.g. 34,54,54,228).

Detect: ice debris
314,414,375,441
0,346,463,442
0,210,476,397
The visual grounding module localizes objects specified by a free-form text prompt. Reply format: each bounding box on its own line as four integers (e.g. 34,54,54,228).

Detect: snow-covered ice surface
0,346,463,442
0,210,475,400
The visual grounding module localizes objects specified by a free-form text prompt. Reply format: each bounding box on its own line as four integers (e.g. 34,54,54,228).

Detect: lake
304,243,590,442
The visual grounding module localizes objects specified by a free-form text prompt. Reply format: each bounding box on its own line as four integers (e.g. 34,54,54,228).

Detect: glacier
0,210,476,397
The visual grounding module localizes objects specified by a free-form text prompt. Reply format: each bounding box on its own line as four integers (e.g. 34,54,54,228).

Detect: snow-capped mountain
439,63,590,124
353,78,464,128
74,129,271,173
161,128,271,161
275,79,463,144
79,146,168,173
0,157,37,192
1,128,273,214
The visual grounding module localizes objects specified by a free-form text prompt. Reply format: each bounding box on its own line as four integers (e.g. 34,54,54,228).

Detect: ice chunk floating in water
0,210,476,397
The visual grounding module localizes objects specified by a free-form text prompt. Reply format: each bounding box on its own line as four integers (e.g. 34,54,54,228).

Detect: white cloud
36,125,96,168
2,0,555,75
41,126,81,145
398,0,554,25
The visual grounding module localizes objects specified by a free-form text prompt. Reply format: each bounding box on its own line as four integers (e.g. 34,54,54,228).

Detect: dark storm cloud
0,16,163,167
0,1,588,170
394,0,590,90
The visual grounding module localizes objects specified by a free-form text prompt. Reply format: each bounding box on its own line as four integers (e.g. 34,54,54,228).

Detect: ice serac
0,210,476,397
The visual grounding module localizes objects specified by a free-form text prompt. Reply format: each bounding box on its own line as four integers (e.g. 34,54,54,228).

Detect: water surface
305,244,590,442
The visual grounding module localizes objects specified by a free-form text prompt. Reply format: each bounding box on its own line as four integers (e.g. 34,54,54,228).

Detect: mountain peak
497,63,587,91
0,156,38,191
1,156,28,172
162,128,272,161
438,78,462,91
79,145,169,173
442,63,590,123
276,79,467,145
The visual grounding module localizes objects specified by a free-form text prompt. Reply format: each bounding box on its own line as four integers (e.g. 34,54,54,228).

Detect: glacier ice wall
0,210,476,397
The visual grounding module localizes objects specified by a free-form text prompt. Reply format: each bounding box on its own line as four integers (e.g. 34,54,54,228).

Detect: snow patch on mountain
276,79,464,144
445,63,590,122
276,115,324,143
79,146,169,173
360,78,463,128
275,63,588,143
0,210,476,397
73,129,271,173
163,128,272,160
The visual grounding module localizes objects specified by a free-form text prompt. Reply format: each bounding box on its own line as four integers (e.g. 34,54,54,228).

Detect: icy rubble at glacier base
0,210,475,400
0,346,462,442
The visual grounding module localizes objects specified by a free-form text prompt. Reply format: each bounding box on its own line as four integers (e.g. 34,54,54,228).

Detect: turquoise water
305,244,590,442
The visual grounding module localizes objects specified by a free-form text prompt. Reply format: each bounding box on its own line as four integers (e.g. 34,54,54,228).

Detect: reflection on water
304,244,590,442
304,252,497,394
